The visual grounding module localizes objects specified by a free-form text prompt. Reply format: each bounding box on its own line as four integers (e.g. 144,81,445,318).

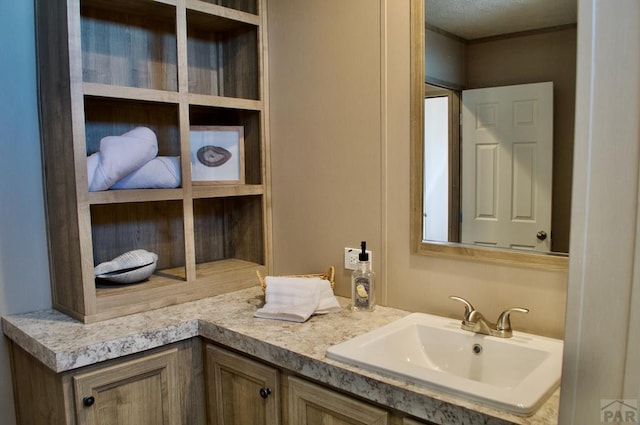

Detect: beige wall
267,0,383,283
425,28,465,88
268,0,567,338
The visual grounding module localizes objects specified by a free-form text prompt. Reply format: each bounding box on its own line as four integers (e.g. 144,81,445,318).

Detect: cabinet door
73,348,181,425
288,376,389,425
205,345,280,425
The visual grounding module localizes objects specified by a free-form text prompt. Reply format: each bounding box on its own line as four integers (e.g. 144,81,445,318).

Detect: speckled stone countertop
2,286,559,425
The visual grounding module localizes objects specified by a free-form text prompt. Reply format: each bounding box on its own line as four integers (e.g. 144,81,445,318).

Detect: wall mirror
410,0,576,270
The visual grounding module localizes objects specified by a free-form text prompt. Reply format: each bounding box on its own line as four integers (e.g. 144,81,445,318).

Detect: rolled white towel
87,152,100,188
111,156,181,190
88,126,158,191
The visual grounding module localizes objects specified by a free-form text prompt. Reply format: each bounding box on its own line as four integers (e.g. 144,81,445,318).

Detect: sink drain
472,343,483,355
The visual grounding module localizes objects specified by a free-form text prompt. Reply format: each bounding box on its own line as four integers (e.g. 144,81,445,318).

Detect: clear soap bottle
351,241,375,311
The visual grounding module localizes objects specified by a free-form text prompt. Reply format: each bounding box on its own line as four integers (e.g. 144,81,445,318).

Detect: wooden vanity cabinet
10,336,436,425
72,349,181,425
9,339,205,425
288,376,389,425
35,0,272,323
203,344,435,425
205,344,280,425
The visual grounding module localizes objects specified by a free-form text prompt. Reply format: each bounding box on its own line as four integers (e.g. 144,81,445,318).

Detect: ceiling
425,0,577,40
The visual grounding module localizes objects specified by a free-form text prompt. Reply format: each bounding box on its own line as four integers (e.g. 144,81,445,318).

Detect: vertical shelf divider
71,0,100,316
176,0,197,282
258,0,272,273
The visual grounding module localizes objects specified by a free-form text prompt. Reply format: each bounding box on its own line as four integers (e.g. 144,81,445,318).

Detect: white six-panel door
461,82,553,252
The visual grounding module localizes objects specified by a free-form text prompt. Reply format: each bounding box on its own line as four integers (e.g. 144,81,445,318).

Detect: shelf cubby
193,196,264,267
90,200,186,274
84,97,181,157
186,9,259,99
81,0,178,91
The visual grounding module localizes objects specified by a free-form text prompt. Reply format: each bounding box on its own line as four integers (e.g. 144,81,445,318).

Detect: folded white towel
254,277,340,323
253,300,319,323
111,156,181,190
88,127,158,191
315,280,341,314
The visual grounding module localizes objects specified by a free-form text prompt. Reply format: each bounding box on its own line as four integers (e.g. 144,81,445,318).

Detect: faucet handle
496,307,529,331
449,296,476,321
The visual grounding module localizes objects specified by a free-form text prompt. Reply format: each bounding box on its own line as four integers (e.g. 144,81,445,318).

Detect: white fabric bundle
254,277,341,323
88,127,158,191
111,156,181,190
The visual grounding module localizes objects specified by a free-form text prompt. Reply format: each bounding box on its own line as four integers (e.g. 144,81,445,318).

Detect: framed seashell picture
190,125,245,184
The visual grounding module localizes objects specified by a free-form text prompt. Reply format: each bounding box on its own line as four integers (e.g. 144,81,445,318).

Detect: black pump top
359,241,369,261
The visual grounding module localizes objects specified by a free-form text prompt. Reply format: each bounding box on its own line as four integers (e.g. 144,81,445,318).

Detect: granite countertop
2,286,559,425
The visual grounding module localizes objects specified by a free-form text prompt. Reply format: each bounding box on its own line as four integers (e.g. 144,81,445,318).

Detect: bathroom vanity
2,287,559,425
10,0,566,423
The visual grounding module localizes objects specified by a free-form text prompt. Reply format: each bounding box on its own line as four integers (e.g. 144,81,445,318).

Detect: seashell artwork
196,145,232,167
94,249,158,284
190,126,244,183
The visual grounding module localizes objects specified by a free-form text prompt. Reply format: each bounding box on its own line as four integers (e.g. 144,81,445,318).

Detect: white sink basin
326,313,563,415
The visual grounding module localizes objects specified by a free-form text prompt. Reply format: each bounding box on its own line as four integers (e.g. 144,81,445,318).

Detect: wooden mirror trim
409,0,568,272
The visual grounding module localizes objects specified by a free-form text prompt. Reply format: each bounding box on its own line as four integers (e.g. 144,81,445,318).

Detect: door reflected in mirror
425,82,556,253
410,0,576,269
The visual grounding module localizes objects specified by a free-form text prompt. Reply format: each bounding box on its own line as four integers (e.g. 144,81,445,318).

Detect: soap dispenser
351,241,375,311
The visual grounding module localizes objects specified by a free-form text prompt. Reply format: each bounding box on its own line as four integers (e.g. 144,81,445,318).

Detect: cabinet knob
82,396,95,407
259,387,272,399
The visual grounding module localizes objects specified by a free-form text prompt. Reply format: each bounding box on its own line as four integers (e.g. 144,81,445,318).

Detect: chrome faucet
449,296,529,338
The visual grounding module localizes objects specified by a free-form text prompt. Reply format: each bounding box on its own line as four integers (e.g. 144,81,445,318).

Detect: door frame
424,84,460,243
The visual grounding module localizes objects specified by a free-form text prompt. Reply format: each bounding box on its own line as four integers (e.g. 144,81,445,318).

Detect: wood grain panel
81,3,177,91
205,344,279,425
197,0,258,14
193,195,264,265
91,200,185,269
220,28,259,99
36,0,90,316
288,376,389,425
9,343,72,424
94,259,264,320
187,10,259,99
187,17,223,97
73,348,181,425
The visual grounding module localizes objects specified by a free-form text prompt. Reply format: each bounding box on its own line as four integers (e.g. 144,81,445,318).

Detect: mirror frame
409,0,568,271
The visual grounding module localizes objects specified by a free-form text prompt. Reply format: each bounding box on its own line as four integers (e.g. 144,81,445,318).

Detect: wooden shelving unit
36,0,271,322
